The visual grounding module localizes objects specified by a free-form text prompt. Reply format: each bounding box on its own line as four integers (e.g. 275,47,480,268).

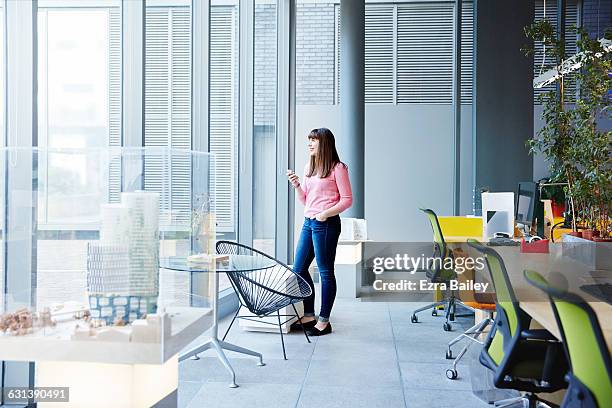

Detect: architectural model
0,307,57,336
69,313,170,343
87,191,160,324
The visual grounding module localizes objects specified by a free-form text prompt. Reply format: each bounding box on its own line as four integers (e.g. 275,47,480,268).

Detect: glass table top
160,255,277,273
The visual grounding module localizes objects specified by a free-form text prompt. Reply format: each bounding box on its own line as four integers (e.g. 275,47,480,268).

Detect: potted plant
569,29,612,240
524,22,611,241
523,20,580,232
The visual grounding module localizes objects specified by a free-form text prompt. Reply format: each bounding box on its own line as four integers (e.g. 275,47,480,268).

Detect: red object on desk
520,238,549,253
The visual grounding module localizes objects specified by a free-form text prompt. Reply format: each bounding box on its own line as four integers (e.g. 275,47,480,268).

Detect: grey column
473,0,534,207
339,1,365,218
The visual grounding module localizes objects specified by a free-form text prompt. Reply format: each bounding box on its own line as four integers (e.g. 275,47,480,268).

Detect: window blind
209,5,238,233
144,6,192,227
108,7,122,203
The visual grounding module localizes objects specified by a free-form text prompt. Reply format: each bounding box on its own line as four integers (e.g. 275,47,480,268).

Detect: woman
286,128,352,336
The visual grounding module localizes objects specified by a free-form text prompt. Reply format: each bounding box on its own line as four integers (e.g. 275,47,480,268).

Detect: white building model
87,191,160,324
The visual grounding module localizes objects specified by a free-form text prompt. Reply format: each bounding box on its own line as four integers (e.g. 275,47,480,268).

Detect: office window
37,5,121,226
534,0,580,104
210,1,239,238
0,4,3,149
253,0,277,254
0,3,4,313
35,2,122,319
144,3,192,226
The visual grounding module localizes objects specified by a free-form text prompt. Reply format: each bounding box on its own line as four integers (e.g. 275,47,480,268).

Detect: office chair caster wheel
411,315,418,323
443,322,451,331
445,350,453,359
446,369,458,380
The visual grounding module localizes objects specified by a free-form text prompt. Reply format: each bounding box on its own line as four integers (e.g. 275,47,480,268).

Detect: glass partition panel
253,0,278,255
0,147,215,365
0,3,5,313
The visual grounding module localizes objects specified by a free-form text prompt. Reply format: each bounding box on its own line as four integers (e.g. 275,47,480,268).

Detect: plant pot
582,229,595,241
551,201,565,218
562,234,612,270
593,237,612,242
570,231,582,238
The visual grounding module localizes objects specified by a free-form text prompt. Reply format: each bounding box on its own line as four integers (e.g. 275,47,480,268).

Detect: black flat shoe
290,319,316,331
305,323,332,336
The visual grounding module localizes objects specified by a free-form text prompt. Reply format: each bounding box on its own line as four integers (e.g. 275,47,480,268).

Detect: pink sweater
297,163,353,218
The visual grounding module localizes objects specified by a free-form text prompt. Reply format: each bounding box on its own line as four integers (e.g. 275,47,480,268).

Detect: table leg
179,269,264,387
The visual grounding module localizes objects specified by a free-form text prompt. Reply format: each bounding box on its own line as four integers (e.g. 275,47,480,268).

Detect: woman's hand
286,170,300,188
314,212,328,222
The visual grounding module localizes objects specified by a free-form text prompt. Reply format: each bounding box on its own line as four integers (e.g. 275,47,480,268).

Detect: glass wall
0,0,4,318
1,0,288,320
36,1,123,312
252,0,278,254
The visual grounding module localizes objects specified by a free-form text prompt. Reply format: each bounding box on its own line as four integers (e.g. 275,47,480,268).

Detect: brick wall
255,1,338,109
254,3,277,125
296,2,336,105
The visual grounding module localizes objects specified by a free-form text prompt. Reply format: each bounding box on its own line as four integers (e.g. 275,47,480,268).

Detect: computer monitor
515,182,544,237
516,182,537,225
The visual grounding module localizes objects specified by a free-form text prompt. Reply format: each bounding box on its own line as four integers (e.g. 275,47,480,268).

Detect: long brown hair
306,128,345,178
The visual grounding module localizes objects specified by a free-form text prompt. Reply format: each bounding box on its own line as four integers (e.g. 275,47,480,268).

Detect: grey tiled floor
178,298,491,408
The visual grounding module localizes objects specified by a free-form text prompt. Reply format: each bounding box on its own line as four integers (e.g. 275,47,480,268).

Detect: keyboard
580,283,612,305
488,237,520,246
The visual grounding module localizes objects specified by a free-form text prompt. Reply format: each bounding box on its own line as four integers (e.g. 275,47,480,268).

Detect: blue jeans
293,215,341,322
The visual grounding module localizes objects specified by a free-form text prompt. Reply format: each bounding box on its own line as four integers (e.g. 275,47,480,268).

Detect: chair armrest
520,329,557,341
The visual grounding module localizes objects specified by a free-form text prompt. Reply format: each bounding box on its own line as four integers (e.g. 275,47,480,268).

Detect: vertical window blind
144,6,192,226
209,5,239,233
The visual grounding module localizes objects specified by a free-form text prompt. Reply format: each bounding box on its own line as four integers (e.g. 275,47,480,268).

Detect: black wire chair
216,240,313,360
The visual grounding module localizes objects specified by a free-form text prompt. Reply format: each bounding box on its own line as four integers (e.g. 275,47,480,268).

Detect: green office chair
524,270,612,408
468,240,568,408
410,209,473,331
